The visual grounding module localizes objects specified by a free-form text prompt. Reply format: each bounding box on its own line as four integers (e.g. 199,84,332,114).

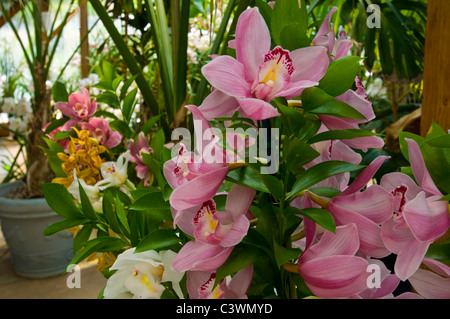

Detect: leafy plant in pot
0,0,79,278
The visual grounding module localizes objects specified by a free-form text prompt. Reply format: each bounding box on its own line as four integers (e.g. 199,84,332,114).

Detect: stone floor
0,136,107,299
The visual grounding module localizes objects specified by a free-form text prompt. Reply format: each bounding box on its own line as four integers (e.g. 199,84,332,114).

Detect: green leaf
109,119,132,138
258,173,283,201
96,91,120,108
52,81,69,103
102,190,123,235
318,56,363,97
280,23,310,50
115,193,130,236
69,236,129,266
308,99,366,120
273,240,301,268
135,229,182,252
288,161,364,199
290,206,336,233
226,166,270,193
271,0,307,46
285,137,320,174
130,191,172,221
140,113,164,135
121,88,137,123
42,218,87,236
78,181,98,220
307,129,376,144
301,87,334,110
42,183,83,219
425,241,450,264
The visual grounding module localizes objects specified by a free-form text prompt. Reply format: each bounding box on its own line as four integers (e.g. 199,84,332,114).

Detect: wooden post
421,0,450,136
79,0,90,78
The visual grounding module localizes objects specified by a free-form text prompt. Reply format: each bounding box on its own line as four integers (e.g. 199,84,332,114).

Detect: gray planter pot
0,180,74,278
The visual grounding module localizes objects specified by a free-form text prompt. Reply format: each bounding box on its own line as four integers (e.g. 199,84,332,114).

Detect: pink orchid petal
403,192,450,242
380,218,415,255
104,131,122,148
225,265,253,299
300,224,360,262
298,255,369,299
380,172,423,201
236,97,280,120
331,185,393,224
276,80,319,100
422,258,450,277
333,38,353,60
235,7,271,80
405,138,442,196
340,156,390,196
340,135,385,150
328,203,390,258
187,271,212,299
202,56,251,98
408,268,450,299
336,88,375,122
312,7,338,45
169,166,229,210
198,90,240,120
225,184,255,220
171,241,233,272
55,101,76,118
220,215,249,247
289,46,329,83
394,239,430,281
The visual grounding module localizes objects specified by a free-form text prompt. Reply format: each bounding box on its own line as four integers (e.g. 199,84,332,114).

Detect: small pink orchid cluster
45,87,122,150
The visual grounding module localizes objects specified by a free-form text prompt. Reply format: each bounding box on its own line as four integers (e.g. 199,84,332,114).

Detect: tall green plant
0,0,77,197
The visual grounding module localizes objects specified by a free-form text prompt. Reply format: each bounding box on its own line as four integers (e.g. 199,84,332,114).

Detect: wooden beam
0,1,23,29
79,0,90,78
421,0,450,136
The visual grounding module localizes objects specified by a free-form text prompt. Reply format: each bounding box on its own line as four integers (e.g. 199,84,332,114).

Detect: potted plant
0,0,80,278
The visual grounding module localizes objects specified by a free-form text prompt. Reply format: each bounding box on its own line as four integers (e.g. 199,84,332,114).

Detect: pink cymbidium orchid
326,156,393,258
171,184,255,272
297,223,370,298
80,117,122,149
200,7,329,121
318,77,385,150
55,87,97,130
380,138,450,281
312,6,353,62
187,265,253,299
128,132,153,186
163,105,229,211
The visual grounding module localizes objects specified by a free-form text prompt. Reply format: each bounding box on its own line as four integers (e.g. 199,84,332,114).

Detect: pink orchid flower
380,138,450,281
199,7,329,121
128,132,153,186
171,184,255,272
327,156,393,258
297,223,370,298
187,265,253,299
80,117,122,148
55,87,97,130
163,105,229,211
312,6,353,62
408,258,450,299
318,77,385,150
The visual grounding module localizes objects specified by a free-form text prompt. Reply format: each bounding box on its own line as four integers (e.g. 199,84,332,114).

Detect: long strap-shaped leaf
89,0,170,137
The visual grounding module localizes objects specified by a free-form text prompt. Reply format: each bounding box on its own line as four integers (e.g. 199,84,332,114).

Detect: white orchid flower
103,248,185,299
67,169,103,212
96,151,135,191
